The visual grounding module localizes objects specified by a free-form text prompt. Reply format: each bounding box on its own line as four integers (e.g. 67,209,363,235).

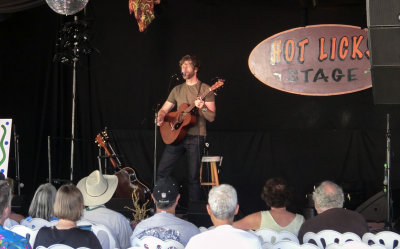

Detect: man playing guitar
156,54,216,202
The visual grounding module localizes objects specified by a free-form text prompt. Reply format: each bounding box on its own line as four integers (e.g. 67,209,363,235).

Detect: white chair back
36,245,89,249
36,245,73,249
264,241,320,249
20,217,58,229
132,236,184,249
77,219,117,249
9,224,39,246
362,231,400,249
255,228,299,244
303,230,361,248
326,241,387,249
4,218,19,228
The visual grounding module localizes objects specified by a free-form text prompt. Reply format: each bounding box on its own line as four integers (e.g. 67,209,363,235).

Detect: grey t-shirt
167,81,215,136
131,212,200,246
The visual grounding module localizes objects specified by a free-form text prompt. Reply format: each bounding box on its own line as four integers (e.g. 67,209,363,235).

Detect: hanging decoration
46,0,89,16
129,0,160,32
53,17,98,64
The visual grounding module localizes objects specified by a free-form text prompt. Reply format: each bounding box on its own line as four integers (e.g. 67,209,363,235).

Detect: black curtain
2,0,400,216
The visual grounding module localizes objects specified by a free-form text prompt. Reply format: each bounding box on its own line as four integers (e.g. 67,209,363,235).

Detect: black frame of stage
1,0,400,222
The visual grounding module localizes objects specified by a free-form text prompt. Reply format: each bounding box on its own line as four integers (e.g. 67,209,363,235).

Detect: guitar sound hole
174,122,182,130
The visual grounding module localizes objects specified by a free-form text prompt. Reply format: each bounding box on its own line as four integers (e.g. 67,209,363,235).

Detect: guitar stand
97,146,108,174
97,149,119,174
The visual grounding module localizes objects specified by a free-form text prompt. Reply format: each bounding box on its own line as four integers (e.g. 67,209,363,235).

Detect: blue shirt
0,225,31,249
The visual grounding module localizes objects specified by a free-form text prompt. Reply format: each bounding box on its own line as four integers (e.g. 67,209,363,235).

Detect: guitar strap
197,81,203,97
194,81,203,116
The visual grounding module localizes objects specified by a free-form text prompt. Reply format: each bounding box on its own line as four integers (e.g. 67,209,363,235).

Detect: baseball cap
153,177,179,204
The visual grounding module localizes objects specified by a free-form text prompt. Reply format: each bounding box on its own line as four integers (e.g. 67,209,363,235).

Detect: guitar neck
183,88,213,113
103,145,119,169
96,134,121,169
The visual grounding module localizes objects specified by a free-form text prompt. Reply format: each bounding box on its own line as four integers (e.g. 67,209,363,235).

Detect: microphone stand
154,107,158,185
384,113,392,230
48,136,52,184
13,123,21,195
152,74,181,185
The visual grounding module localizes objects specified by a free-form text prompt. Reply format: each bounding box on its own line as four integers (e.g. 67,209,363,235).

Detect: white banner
0,119,12,178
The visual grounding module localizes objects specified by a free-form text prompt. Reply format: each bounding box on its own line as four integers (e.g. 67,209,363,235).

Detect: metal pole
48,136,52,184
13,124,21,195
154,111,158,185
70,58,77,182
97,146,102,173
385,113,392,230
69,15,79,182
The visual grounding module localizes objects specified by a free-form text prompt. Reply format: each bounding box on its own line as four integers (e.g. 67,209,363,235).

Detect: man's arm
201,101,216,122
156,101,175,126
195,98,216,122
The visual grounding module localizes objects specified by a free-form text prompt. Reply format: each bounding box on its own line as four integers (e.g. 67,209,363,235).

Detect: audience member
186,184,262,249
233,177,304,235
131,177,200,246
24,183,58,221
77,170,132,249
5,177,25,224
298,180,369,243
0,180,31,248
33,184,101,249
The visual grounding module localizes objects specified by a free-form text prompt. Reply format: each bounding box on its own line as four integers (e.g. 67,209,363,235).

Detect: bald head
312,181,344,213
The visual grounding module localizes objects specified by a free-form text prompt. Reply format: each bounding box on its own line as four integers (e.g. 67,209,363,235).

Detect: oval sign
249,24,372,96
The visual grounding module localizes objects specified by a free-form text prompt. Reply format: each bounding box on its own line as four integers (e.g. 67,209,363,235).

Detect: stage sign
249,24,372,96
0,119,12,178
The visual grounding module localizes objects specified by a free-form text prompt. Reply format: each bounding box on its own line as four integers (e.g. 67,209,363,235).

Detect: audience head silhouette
261,177,292,208
28,183,57,221
54,184,84,222
77,170,118,206
207,184,238,224
313,180,344,213
0,180,11,225
152,176,180,210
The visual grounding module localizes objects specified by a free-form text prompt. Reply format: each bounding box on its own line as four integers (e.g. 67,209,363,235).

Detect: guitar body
159,79,224,145
160,103,197,145
114,167,151,201
95,133,151,204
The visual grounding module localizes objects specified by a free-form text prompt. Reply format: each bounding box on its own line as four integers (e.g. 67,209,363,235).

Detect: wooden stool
200,156,223,186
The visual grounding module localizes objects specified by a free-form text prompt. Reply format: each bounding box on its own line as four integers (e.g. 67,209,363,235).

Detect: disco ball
46,0,89,16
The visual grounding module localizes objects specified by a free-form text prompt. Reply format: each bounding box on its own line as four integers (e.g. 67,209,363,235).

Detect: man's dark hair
261,177,292,208
179,54,200,70
0,180,11,218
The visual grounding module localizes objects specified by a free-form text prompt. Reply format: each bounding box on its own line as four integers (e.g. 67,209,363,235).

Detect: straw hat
77,170,118,206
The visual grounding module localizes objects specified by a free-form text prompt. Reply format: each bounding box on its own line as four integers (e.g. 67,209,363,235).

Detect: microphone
181,72,186,77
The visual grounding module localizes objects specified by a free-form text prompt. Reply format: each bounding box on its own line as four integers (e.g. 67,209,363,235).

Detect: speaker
367,0,400,104
367,0,400,27
356,191,387,222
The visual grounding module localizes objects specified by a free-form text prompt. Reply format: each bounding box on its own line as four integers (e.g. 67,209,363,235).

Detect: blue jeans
157,135,204,201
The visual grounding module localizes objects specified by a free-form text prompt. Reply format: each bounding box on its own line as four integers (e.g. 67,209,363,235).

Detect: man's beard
184,71,195,80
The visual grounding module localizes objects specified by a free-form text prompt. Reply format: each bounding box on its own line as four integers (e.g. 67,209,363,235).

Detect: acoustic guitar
95,131,151,201
159,79,224,145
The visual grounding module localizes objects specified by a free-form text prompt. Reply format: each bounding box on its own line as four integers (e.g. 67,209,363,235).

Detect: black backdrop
1,0,400,217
